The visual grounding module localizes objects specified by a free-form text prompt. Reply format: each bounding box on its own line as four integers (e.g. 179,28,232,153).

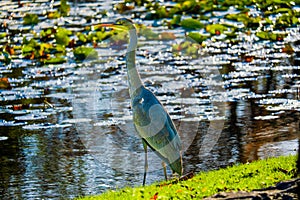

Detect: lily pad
172,41,200,58
55,27,72,46
206,24,228,35
23,13,39,25
169,15,182,27
47,10,61,19
187,32,207,43
74,46,98,61
42,56,66,65
180,0,197,12
60,0,70,17
40,28,54,41
0,33,6,39
256,31,285,41
180,18,204,30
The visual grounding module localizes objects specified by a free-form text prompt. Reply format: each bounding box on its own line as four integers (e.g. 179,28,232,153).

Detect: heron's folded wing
134,103,181,163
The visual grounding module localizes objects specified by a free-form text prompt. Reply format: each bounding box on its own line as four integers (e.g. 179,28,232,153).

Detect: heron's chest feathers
131,88,161,126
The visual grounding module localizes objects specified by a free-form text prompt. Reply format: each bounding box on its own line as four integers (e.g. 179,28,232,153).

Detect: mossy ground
77,155,298,199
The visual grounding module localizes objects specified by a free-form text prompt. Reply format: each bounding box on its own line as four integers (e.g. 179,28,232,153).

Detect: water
0,0,299,199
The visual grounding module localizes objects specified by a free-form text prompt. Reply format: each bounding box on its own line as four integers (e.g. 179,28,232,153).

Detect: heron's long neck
126,29,143,97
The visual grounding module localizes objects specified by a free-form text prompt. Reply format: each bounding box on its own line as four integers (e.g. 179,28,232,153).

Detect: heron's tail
169,156,183,176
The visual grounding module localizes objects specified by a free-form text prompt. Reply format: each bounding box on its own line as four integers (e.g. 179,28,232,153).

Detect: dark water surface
0,0,299,199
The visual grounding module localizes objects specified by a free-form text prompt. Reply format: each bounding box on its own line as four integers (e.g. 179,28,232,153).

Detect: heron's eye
139,98,144,104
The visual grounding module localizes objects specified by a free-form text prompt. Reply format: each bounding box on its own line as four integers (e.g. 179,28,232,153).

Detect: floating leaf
55,27,71,46
0,32,6,39
21,38,62,61
180,18,204,30
49,44,66,54
187,32,207,43
22,38,38,58
169,15,181,27
47,11,60,19
23,13,39,25
172,41,200,58
181,0,196,12
206,24,228,35
74,46,98,61
256,31,285,41
93,31,112,42
169,4,182,16
155,6,169,18
42,56,66,65
77,32,88,44
276,13,299,28
60,0,70,17
40,28,54,41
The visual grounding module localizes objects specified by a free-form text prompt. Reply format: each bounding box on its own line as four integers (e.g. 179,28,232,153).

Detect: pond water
0,0,299,199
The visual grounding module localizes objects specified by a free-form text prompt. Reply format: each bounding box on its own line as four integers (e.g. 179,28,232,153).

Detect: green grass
77,155,298,199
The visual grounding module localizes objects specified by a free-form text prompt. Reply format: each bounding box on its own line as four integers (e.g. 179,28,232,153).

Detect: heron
101,18,183,185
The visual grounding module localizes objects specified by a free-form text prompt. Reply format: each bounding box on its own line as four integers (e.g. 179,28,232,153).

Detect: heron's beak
98,23,128,31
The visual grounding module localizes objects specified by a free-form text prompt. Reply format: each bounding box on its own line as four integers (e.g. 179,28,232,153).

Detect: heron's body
132,86,182,174
102,18,182,185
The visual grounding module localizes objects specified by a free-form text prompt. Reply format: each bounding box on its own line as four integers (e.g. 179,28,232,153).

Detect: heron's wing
144,112,181,160
133,90,181,167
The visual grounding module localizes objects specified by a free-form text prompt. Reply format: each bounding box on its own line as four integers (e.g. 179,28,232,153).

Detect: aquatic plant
23,13,39,25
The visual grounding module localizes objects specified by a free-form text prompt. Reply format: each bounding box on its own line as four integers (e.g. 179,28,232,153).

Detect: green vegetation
120,0,300,41
59,0,70,17
180,18,204,30
23,13,39,25
74,46,98,61
0,0,299,65
77,155,298,199
55,27,72,46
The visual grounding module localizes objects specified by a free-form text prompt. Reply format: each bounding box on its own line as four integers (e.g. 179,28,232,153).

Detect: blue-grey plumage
132,86,182,176
101,18,183,185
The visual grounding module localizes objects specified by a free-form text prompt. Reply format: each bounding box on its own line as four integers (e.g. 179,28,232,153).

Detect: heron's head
101,18,136,31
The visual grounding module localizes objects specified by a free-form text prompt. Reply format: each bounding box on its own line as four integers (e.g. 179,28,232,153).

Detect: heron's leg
142,139,148,186
162,162,167,181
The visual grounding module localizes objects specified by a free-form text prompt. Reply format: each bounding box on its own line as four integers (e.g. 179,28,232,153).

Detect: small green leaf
23,13,39,25
256,31,285,41
206,24,228,35
55,27,71,46
74,46,98,61
60,0,70,17
187,32,207,43
77,32,88,43
0,32,6,39
42,56,66,65
170,15,182,27
180,18,204,30
181,0,196,11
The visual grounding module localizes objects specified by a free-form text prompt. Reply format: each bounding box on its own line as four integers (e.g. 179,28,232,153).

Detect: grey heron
101,18,183,185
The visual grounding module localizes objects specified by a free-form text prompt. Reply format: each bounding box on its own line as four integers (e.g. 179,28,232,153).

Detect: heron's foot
169,172,194,184
156,172,194,187
179,172,194,181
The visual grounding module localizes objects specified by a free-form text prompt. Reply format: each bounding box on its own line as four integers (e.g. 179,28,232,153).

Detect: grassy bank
78,155,298,199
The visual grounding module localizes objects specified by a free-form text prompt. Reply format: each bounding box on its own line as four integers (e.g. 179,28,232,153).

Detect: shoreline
77,155,298,199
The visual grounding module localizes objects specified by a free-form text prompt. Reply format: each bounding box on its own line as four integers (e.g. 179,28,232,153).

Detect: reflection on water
0,0,300,199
